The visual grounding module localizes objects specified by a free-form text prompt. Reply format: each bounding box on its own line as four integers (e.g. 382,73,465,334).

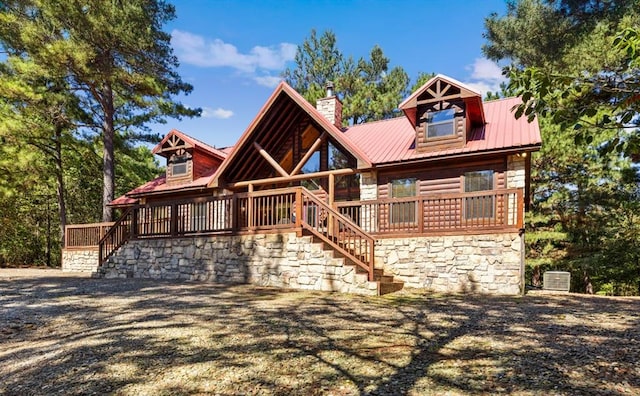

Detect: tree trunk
102,83,115,222
54,125,68,247
584,271,593,294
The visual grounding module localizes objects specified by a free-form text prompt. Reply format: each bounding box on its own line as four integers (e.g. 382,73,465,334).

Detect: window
390,178,417,224
169,153,190,177
171,162,188,176
426,109,455,138
465,171,494,219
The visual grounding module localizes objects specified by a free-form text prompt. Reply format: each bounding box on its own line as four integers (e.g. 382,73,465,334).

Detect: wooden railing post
171,203,178,236
516,188,524,229
418,196,424,234
130,207,138,240
295,188,302,230
248,184,254,230
231,194,238,231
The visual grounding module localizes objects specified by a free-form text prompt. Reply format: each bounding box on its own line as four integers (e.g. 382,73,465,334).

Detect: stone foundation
98,233,378,295
62,248,100,273
375,233,523,295
96,231,524,296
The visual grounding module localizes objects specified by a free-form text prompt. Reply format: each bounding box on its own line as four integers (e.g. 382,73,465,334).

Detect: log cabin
63,74,541,295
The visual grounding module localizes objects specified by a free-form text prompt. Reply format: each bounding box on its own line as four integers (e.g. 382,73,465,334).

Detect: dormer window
399,75,486,153
168,151,192,180
427,109,455,138
171,160,188,176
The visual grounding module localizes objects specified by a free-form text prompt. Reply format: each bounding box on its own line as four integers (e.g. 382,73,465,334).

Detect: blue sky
156,0,510,148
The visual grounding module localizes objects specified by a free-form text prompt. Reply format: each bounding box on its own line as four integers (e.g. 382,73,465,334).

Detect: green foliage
0,0,174,265
283,29,425,125
409,72,436,93
485,0,640,294
0,0,199,222
282,29,343,105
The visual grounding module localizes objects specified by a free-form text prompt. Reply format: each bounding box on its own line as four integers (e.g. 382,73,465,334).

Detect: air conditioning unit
543,271,571,292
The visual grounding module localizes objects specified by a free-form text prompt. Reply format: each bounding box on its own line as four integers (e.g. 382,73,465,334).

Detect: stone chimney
316,81,343,128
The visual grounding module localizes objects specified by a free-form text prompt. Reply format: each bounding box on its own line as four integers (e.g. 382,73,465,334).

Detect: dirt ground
0,270,638,395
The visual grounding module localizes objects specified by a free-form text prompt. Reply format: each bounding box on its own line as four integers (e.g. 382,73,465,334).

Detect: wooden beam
441,83,451,96
290,132,326,176
229,99,296,181
328,173,335,207
416,93,462,106
253,142,289,178
228,168,356,188
328,172,335,238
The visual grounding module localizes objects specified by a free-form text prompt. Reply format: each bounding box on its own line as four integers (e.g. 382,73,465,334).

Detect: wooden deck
65,187,524,284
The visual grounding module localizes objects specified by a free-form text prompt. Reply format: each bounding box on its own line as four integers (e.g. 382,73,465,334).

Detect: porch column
328,173,335,238
506,154,526,226
359,171,378,233
248,184,254,230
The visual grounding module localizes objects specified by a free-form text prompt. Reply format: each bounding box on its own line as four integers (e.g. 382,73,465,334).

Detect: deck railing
299,188,375,281
99,206,134,264
65,222,114,248
235,188,297,231
335,188,523,235
67,187,524,271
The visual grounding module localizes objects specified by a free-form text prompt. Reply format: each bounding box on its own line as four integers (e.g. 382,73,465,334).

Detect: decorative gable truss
211,82,370,191
399,75,486,153
152,129,226,187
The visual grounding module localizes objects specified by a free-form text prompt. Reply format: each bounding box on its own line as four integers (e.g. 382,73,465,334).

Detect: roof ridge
188,134,229,157
483,96,520,104
347,116,406,129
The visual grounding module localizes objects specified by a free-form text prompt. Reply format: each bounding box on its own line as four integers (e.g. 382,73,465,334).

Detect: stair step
379,281,404,296
376,274,394,283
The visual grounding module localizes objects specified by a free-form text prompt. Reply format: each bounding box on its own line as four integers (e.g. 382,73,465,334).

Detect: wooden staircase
305,234,403,295
298,187,403,295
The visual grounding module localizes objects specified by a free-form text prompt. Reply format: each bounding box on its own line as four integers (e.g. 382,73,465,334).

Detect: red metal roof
110,131,229,205
110,168,218,205
153,128,229,160
343,96,541,165
111,92,541,206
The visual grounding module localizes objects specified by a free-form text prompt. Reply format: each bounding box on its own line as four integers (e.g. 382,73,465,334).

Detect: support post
248,184,254,230
295,188,302,231
231,194,238,231
418,196,424,234
328,173,335,238
516,188,524,229
130,207,138,240
170,203,178,236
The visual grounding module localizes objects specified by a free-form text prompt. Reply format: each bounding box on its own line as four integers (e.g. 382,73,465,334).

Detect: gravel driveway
1,270,638,395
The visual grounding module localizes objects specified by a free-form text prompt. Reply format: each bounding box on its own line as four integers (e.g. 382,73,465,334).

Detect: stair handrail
98,205,135,265
298,187,375,281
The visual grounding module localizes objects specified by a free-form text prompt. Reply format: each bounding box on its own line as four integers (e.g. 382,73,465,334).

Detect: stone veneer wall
98,233,378,295
62,248,100,273
375,233,523,295
507,154,526,189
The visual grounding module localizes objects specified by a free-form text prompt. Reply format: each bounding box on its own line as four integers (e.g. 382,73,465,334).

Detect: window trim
171,162,188,176
426,109,456,139
463,170,496,220
389,178,418,225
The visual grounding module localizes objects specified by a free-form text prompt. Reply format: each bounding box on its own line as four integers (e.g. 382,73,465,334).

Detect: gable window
426,108,455,138
390,178,417,224
464,171,494,219
169,153,190,177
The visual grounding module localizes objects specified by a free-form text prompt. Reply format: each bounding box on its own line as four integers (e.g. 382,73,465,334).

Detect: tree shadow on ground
0,277,638,395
